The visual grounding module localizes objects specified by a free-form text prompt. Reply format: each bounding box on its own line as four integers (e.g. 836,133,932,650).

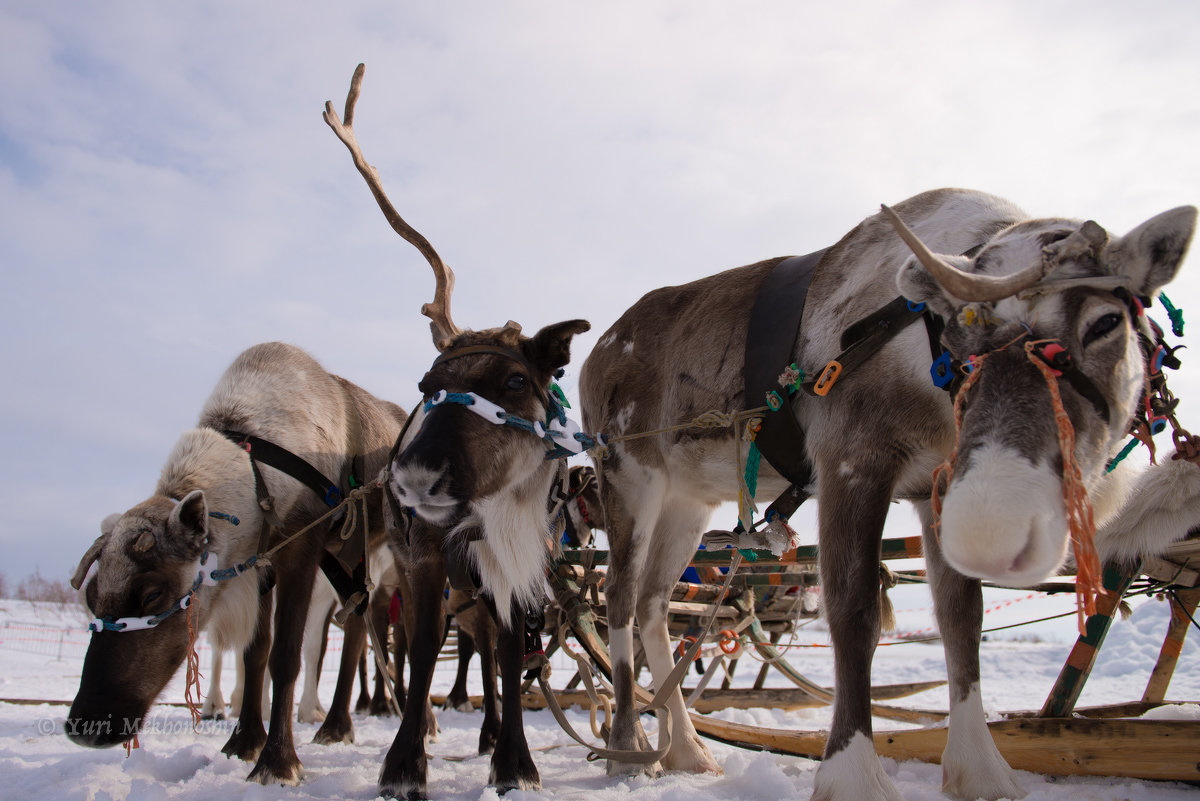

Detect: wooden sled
545,541,1200,783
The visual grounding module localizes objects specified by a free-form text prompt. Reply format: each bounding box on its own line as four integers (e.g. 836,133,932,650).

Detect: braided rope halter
930,339,1104,633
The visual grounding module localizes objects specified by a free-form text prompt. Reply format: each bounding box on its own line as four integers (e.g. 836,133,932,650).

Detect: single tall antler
324,63,461,350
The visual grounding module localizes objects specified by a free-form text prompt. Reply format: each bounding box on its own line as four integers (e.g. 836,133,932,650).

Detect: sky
3,1,1200,582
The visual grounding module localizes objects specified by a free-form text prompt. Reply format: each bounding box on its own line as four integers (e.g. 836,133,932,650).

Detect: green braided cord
1105,436,1139,474
1159,292,1184,337
744,441,761,498
550,382,571,409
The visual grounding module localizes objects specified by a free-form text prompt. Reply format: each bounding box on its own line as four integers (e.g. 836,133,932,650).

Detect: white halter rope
86,550,258,633
424,389,596,457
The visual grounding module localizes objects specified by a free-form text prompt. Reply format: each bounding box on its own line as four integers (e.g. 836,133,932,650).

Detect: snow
2,587,1199,801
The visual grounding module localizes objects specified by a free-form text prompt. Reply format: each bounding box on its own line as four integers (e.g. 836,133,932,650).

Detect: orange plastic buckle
718,629,741,655
812,360,843,396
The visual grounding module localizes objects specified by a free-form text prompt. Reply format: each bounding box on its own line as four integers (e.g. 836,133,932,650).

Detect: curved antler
881,204,1046,302
324,63,461,350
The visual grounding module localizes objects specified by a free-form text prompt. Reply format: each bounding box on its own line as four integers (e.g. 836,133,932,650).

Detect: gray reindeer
67,342,415,785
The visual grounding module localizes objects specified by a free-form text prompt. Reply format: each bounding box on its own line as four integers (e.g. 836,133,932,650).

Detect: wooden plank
688,716,1200,782
1040,561,1140,717
1143,555,1200,587
1144,588,1200,704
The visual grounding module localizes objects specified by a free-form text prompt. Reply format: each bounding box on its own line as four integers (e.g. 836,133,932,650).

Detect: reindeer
562,465,604,549
66,341,413,785
576,189,1195,801
324,64,590,796
323,67,1194,799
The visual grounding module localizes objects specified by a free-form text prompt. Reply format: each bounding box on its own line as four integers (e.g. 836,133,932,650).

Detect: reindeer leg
313,610,365,744
201,649,226,720
297,602,332,724
445,624,475,712
370,596,396,717
811,464,903,801
600,484,661,777
355,648,371,713
222,587,271,761
487,599,539,792
636,495,721,774
246,553,317,786
917,500,1027,801
393,610,409,711
472,605,501,755
379,561,445,800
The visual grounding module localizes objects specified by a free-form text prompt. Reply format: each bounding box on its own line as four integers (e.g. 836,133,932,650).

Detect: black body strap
223,430,346,507
743,250,827,487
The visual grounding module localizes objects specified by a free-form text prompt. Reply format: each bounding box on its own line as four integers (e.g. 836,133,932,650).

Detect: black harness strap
741,249,962,520
223,429,368,614
223,431,347,507
743,251,826,488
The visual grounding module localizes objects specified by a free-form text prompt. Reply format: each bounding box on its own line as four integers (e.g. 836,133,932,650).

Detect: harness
420,342,599,459
88,428,373,635
740,250,962,525
87,544,258,633
222,429,372,615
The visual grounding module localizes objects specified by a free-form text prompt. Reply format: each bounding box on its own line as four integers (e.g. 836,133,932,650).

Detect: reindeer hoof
661,732,722,775
490,762,540,794
220,724,266,762
369,699,395,717
312,716,354,745
296,707,327,724
477,725,498,756
605,719,662,778
606,758,663,779
378,780,427,801
246,755,304,786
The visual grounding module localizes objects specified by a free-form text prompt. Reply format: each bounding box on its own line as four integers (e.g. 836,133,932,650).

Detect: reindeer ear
526,319,591,374
100,513,121,537
167,490,209,559
1106,206,1197,296
896,255,973,319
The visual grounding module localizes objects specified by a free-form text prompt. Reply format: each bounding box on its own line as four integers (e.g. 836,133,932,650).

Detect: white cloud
2,0,1199,579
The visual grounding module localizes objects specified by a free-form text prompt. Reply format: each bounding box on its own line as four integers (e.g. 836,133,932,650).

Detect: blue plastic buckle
930,352,955,388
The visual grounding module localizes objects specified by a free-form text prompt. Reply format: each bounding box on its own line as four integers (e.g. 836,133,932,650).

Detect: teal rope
1159,292,1184,337
1105,436,1140,473
744,441,761,498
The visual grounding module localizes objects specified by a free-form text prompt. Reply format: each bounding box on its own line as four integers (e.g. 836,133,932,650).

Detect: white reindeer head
891,204,1196,585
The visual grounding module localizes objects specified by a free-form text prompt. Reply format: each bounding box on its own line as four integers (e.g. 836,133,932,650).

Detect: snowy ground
2,583,1199,801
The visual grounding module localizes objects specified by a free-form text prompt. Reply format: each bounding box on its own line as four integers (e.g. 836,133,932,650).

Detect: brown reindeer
323,64,580,797
66,341,427,785
577,189,1195,801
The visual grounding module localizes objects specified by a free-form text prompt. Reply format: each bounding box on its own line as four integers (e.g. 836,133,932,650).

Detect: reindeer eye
141,588,163,608
1083,313,1123,347
505,374,527,392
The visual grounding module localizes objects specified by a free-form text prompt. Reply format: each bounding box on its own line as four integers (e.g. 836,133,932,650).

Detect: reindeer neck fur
462,457,561,628
153,427,265,646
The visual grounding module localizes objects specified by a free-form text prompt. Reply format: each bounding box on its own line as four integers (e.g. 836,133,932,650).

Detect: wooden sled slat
436,679,948,717
690,714,1200,783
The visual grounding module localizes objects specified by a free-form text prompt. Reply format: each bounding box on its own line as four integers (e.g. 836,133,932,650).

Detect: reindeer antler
324,63,461,350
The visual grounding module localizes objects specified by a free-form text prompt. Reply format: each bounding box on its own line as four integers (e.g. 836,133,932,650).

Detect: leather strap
743,251,826,486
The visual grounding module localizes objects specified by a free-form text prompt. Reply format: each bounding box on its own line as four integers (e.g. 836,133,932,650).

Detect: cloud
2,1,1199,579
